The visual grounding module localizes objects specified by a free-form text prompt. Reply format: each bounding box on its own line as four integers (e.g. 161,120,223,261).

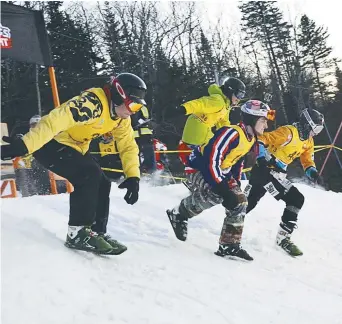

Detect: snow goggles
233,90,246,100
302,109,324,135
112,79,144,113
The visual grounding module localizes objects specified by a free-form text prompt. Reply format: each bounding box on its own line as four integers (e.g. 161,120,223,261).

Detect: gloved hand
212,180,239,210
118,177,140,205
305,166,319,182
256,156,270,169
1,136,28,160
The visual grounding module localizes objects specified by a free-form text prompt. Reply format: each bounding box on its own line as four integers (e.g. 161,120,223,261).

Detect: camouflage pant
178,172,247,244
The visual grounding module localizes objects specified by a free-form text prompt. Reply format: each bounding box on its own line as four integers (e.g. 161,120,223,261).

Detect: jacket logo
69,92,103,122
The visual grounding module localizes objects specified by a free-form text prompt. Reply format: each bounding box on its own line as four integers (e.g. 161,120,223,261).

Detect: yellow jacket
182,84,231,146
258,125,315,170
22,88,140,178
192,124,255,187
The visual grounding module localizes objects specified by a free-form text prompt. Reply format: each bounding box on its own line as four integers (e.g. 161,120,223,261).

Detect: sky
2,181,342,323
197,0,342,64
79,0,341,65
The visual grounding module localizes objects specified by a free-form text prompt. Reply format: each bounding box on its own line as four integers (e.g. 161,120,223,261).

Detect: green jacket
182,84,232,146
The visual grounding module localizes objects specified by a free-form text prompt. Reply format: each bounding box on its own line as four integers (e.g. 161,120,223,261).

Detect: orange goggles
112,78,144,114
126,100,144,113
267,109,276,121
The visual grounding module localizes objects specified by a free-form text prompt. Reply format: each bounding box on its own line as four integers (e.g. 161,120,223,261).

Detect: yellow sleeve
182,94,226,115
300,139,316,170
22,91,103,154
113,118,140,178
258,126,292,147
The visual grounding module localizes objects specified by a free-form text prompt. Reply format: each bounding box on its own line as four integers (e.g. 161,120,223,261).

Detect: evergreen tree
334,63,342,104
239,1,294,123
298,14,333,102
195,29,216,85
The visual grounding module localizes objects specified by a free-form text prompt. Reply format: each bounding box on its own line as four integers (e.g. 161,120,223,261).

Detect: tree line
1,1,342,191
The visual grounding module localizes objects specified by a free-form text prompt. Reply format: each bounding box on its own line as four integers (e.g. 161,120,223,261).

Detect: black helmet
221,77,246,100
296,108,324,140
240,100,275,127
110,73,147,106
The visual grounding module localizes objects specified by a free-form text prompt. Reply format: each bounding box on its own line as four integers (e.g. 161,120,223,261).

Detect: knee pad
284,186,304,209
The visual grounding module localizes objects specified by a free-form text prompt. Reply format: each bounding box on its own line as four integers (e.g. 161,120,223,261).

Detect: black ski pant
245,165,305,231
34,140,111,233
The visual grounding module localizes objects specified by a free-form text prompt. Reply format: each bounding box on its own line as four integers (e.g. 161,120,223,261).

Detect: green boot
276,223,303,257
65,226,113,254
98,234,127,255
278,237,303,257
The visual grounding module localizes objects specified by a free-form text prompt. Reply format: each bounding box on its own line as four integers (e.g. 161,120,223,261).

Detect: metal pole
319,120,342,176
35,64,42,115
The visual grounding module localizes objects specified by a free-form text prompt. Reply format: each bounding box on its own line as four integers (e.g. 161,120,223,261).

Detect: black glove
212,180,239,210
256,156,270,169
256,156,286,174
1,136,28,160
118,177,140,205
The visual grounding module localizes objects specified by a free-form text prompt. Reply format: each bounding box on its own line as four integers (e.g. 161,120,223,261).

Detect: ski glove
212,180,239,210
1,136,28,160
118,177,140,205
305,166,319,182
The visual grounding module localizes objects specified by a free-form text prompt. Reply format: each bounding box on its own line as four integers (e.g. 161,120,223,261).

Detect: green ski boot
65,226,113,254
278,237,303,256
276,223,303,257
98,234,127,255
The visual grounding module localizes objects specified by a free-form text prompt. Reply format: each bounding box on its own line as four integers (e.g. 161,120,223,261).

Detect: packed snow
1,181,342,324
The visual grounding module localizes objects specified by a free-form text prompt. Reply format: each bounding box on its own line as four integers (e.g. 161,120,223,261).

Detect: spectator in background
90,132,124,182
131,105,157,174
14,115,51,197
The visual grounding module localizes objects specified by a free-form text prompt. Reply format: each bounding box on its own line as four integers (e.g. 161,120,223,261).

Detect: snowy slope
1,182,342,324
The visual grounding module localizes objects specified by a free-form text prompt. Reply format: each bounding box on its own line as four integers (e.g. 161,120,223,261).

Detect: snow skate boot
215,243,254,261
98,233,127,255
65,226,113,254
276,223,303,257
167,207,188,241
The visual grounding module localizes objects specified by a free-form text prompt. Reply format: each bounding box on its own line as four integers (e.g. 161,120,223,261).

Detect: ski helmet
296,108,324,140
29,115,41,126
221,77,246,100
110,73,147,113
240,100,276,127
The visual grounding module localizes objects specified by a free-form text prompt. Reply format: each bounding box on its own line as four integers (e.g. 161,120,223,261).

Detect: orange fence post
49,171,58,195
1,179,18,198
48,66,60,107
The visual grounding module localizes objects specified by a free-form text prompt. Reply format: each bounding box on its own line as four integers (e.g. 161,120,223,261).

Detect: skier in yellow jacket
175,77,246,187
244,108,324,257
1,73,147,255
178,77,246,146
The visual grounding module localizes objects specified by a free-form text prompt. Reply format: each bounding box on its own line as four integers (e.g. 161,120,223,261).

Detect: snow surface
1,181,342,324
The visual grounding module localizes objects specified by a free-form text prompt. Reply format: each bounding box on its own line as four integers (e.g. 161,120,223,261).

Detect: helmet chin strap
110,102,119,120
